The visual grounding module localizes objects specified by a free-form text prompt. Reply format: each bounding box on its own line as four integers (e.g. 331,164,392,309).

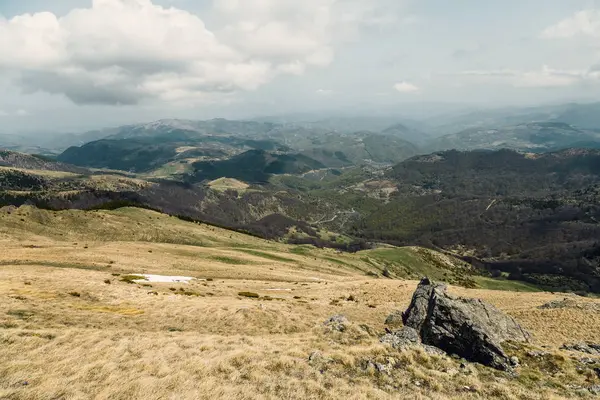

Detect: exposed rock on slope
389,278,530,370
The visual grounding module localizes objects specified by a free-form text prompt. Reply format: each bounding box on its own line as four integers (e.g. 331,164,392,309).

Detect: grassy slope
1,207,599,399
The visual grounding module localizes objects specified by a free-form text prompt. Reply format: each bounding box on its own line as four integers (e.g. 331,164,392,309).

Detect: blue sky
0,0,599,132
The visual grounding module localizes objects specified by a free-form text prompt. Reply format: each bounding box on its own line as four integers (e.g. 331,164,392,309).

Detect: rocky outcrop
396,278,530,370
538,298,600,312
561,343,600,355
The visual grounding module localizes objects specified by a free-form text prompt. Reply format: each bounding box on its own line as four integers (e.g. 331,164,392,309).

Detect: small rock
324,314,349,332
308,351,322,365
359,324,376,336
359,359,376,372
579,357,596,365
509,356,520,367
374,362,391,374
589,385,600,395
526,350,550,358
384,310,404,327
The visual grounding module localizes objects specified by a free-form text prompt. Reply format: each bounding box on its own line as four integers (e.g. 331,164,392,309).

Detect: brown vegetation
0,206,599,399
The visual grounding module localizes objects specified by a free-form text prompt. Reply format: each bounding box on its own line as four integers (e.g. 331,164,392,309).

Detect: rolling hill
428,122,600,153
1,205,599,399
350,149,600,292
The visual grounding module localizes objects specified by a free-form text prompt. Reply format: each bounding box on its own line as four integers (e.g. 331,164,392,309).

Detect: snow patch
132,274,201,284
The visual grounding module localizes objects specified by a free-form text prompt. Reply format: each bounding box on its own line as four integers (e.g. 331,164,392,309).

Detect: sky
1,0,600,133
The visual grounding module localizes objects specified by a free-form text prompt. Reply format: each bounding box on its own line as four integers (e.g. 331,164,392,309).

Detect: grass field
1,206,599,399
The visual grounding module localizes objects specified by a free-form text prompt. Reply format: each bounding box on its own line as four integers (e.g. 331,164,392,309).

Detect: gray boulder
400,278,530,370
324,314,349,332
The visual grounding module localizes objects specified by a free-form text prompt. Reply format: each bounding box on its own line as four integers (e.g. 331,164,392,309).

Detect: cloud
16,109,29,116
0,110,7,117
541,10,600,38
316,89,333,95
460,65,600,88
0,0,399,105
393,81,420,93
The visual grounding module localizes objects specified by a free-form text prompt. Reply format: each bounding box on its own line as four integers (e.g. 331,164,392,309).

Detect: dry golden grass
0,206,599,399
207,177,250,192
0,166,82,178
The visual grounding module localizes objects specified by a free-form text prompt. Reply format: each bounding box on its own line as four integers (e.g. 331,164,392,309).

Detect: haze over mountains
3,100,600,294
4,1,600,397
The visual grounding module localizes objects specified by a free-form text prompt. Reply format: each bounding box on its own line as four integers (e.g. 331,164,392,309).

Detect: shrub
120,275,145,284
238,291,259,298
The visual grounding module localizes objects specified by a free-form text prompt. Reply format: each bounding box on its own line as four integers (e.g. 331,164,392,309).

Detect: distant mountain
188,149,326,183
103,118,278,140
264,129,419,165
427,122,600,153
551,102,600,129
421,102,600,137
381,123,431,145
57,133,288,173
0,149,88,174
56,119,420,175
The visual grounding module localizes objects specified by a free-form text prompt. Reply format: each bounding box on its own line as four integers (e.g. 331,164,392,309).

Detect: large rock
400,278,530,370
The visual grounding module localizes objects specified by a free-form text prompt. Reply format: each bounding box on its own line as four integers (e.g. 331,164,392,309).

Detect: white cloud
0,0,397,105
0,110,7,117
316,89,333,95
460,65,600,88
541,10,600,38
393,81,420,93
15,109,29,116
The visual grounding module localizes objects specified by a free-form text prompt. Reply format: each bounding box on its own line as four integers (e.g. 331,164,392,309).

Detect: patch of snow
132,274,201,284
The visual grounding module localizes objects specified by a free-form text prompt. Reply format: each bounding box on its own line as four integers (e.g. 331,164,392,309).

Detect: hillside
0,150,88,174
7,146,600,293
0,160,365,250
57,135,288,173
189,149,326,183
428,122,600,153
350,149,600,292
1,206,599,399
55,120,420,176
